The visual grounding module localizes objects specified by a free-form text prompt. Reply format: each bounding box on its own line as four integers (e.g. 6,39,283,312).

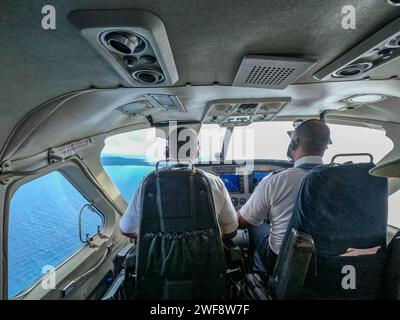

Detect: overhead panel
314,17,400,81
203,98,291,127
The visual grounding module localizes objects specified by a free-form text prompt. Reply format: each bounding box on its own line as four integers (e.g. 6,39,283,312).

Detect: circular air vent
101,31,146,55
140,55,157,64
123,56,138,67
132,68,165,84
333,62,373,78
386,35,400,48
388,0,400,6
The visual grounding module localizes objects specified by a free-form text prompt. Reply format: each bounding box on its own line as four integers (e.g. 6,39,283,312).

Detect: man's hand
237,210,250,229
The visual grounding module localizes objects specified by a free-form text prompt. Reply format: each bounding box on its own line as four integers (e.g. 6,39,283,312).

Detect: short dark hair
296,120,331,156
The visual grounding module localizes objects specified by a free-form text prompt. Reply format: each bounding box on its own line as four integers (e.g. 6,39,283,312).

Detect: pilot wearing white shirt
120,126,238,240
238,119,331,275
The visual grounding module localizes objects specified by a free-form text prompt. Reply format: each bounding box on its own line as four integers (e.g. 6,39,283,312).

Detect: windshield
197,124,226,162
103,122,393,165
199,122,393,164
225,122,292,161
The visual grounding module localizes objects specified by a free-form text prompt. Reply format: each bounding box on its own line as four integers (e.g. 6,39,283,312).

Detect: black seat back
135,167,227,299
382,231,400,299
273,163,388,299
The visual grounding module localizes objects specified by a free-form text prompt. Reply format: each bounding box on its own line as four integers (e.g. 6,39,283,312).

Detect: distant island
101,156,155,166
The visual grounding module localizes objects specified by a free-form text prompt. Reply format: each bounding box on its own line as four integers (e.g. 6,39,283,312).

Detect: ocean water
103,165,155,201
8,164,154,297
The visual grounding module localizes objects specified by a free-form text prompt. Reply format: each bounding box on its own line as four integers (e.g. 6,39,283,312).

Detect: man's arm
213,177,239,238
238,176,272,227
237,210,251,229
119,183,142,239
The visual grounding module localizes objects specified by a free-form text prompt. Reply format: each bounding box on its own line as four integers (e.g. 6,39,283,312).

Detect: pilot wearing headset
237,119,331,275
119,126,238,240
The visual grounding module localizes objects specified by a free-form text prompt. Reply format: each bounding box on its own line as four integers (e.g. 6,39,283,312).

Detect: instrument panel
195,160,291,249
196,160,292,209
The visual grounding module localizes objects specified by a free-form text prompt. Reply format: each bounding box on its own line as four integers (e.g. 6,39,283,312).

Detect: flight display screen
219,173,240,193
253,171,272,188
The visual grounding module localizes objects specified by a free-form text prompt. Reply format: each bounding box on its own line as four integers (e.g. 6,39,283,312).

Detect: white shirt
240,156,324,255
120,169,238,236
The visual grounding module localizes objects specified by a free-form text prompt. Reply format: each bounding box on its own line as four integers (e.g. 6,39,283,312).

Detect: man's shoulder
264,167,303,184
269,168,288,176
197,168,219,179
264,167,291,180
196,168,227,190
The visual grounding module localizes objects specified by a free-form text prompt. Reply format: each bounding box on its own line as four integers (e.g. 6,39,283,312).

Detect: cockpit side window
8,171,103,297
389,190,400,229
322,124,393,164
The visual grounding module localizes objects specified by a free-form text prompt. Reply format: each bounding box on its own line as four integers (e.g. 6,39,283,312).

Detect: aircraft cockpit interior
3,1,400,309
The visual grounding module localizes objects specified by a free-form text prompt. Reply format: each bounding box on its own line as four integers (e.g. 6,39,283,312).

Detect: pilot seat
135,163,228,299
270,160,389,299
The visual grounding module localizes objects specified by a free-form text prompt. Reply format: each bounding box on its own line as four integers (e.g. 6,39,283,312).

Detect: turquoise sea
7,158,155,297
104,165,155,201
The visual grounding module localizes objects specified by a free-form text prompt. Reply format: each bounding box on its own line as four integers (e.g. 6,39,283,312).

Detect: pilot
237,119,331,275
119,126,238,240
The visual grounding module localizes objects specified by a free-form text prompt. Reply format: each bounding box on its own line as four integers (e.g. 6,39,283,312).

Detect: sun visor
370,159,400,178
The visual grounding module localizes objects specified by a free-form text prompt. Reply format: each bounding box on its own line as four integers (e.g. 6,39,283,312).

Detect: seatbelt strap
155,174,165,232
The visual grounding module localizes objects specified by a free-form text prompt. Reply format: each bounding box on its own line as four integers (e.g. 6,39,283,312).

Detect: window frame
3,158,120,299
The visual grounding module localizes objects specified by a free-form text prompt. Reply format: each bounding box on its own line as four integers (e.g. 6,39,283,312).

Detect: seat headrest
139,168,220,234
291,162,388,256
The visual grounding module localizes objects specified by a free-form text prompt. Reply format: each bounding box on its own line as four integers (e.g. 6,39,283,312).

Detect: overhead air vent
314,17,400,80
333,62,373,78
102,31,146,55
233,56,316,90
203,98,290,126
68,10,178,87
388,0,400,7
132,67,165,84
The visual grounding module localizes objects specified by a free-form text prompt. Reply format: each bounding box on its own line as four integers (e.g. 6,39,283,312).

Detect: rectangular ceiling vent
233,55,316,90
